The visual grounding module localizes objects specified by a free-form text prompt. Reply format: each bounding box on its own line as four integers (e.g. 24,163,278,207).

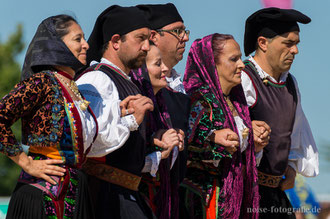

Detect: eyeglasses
156,28,190,40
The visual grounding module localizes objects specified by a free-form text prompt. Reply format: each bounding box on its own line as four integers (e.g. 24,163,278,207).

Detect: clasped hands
119,94,154,125
120,94,184,159
153,128,185,159
251,120,271,153
209,120,271,155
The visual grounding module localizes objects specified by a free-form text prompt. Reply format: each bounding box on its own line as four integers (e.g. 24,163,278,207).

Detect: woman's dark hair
52,14,78,39
212,33,234,65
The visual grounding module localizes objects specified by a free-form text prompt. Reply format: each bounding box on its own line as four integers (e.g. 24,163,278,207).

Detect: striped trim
63,99,79,165
244,60,287,88
267,80,286,88
243,60,259,108
94,63,130,80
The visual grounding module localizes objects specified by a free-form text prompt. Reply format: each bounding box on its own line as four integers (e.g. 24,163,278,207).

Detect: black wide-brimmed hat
244,7,311,56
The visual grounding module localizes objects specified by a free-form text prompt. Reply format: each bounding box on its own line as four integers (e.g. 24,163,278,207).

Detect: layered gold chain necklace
55,71,90,111
224,94,249,139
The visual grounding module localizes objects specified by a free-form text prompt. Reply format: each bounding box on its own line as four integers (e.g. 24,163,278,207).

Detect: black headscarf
244,7,311,56
87,5,150,64
21,15,84,80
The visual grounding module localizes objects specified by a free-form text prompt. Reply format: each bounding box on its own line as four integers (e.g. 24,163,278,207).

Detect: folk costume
138,1,191,185
130,64,183,219
181,34,259,219
75,6,156,219
242,8,319,219
1,16,98,219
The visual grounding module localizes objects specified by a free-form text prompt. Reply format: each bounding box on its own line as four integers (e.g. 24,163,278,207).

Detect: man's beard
126,53,147,69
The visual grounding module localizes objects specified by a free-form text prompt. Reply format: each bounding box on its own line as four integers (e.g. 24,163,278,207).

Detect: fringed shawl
183,34,259,218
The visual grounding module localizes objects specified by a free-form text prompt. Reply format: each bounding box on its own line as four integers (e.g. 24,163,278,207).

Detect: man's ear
111,34,121,50
150,30,160,46
257,36,268,53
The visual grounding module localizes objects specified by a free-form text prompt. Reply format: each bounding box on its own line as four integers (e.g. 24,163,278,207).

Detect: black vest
84,64,147,176
244,60,297,176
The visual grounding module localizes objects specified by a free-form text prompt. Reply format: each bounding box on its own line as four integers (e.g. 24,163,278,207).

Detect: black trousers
258,185,296,219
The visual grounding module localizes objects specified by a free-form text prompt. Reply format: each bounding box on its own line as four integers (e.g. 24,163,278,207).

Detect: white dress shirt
76,58,138,157
166,69,186,94
74,99,97,154
76,58,166,176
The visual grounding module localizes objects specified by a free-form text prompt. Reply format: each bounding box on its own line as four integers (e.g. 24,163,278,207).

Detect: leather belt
258,170,283,188
83,159,141,191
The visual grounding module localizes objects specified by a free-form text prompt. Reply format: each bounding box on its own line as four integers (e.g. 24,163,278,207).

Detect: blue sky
1,0,329,197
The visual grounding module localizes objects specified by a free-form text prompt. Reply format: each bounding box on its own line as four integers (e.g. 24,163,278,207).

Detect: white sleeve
241,71,257,107
288,75,319,177
142,151,162,177
255,150,263,166
76,71,132,157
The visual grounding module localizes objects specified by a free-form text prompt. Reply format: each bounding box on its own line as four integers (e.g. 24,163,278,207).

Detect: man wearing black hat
136,3,191,218
76,5,157,219
241,8,319,218
137,3,189,93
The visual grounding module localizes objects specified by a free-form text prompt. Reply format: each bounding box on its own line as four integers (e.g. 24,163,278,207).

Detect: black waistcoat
84,64,147,176
244,60,297,176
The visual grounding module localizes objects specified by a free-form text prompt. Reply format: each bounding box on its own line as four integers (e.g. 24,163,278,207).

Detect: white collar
90,58,130,79
249,56,289,83
166,69,181,82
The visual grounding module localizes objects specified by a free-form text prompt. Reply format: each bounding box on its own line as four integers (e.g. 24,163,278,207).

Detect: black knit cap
136,3,183,30
244,7,311,56
87,5,150,63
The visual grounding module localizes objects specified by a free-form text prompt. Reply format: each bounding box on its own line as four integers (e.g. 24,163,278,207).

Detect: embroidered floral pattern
26,71,64,145
183,85,233,215
187,86,231,163
0,71,64,156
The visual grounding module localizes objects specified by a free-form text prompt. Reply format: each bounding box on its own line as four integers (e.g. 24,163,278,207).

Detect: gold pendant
80,100,90,111
242,128,249,139
70,80,80,95
263,79,269,85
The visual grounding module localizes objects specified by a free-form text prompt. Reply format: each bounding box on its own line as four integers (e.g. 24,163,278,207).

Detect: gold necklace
242,128,249,139
55,73,90,111
224,95,250,140
224,96,236,113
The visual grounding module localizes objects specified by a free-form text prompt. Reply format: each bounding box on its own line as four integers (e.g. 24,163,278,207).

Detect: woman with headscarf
131,43,184,219
0,15,98,219
181,34,261,218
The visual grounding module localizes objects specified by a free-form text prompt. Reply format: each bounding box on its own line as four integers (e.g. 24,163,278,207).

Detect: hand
120,94,141,117
280,166,296,191
210,129,239,155
129,96,154,124
225,134,239,154
252,120,271,153
153,129,167,149
160,129,180,159
10,153,66,185
24,156,66,185
175,129,185,151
